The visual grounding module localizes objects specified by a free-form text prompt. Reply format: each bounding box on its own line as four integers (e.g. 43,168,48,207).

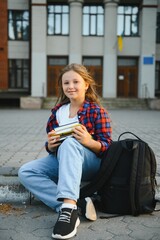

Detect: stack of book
53,122,81,141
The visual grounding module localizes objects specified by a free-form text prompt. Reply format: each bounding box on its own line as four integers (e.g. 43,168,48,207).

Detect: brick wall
0,0,8,89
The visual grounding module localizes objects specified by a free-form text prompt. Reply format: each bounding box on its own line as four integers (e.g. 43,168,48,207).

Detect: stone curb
0,176,160,204
0,176,30,203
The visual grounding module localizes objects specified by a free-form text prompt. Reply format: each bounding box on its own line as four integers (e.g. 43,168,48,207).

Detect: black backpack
80,132,158,216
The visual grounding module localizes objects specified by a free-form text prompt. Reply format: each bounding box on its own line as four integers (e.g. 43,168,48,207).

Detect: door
47,57,68,96
83,58,103,97
86,66,102,96
117,66,138,97
48,65,63,96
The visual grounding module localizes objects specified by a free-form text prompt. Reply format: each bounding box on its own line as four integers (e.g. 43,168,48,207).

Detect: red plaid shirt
46,100,112,154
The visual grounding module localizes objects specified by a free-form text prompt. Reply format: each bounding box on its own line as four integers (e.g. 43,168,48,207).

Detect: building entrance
47,57,68,97
83,58,103,97
117,58,138,98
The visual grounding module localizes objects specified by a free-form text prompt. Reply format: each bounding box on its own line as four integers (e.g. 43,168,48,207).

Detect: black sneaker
52,208,80,239
77,197,97,221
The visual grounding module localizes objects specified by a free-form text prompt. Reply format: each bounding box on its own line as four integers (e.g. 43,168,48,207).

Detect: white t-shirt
56,103,79,126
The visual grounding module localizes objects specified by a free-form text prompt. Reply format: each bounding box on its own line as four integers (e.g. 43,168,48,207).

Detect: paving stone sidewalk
0,109,160,240
0,109,159,176
1,202,160,240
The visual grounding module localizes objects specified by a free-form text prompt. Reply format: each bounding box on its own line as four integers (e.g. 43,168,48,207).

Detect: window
47,5,69,35
156,61,160,95
8,10,29,40
9,59,29,89
156,13,160,43
48,57,68,66
83,58,102,66
118,58,137,66
83,5,104,36
117,6,139,36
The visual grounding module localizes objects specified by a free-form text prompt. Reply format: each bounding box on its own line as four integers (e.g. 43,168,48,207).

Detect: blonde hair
56,63,100,105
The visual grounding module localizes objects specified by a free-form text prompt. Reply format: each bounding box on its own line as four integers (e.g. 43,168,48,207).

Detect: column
31,0,47,97
139,0,157,98
0,0,8,89
103,0,119,98
68,0,83,64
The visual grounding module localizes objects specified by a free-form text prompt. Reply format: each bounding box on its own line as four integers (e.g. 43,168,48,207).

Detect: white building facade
1,0,160,105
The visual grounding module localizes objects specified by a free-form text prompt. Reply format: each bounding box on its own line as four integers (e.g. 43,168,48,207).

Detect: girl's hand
73,125,101,154
48,130,61,152
72,125,92,147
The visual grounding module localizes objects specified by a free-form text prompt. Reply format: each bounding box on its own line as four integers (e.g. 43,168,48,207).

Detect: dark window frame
48,56,68,66
82,5,104,36
47,4,69,36
9,59,29,90
8,10,29,41
82,56,103,66
117,5,139,36
156,12,160,43
155,61,160,96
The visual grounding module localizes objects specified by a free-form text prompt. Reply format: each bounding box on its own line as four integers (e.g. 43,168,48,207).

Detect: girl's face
62,70,89,102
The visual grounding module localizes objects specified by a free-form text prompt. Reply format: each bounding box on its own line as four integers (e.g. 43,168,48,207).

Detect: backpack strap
149,146,157,191
130,141,158,215
118,131,143,141
80,141,122,199
144,145,158,212
129,141,143,216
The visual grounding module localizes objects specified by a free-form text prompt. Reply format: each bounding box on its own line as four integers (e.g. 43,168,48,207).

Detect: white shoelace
58,210,72,223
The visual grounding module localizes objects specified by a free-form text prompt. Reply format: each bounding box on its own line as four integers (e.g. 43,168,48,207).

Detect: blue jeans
18,137,101,212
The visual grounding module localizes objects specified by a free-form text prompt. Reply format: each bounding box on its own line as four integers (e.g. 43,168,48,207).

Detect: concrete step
0,175,160,204
42,97,149,110
0,176,30,203
42,97,57,109
101,98,148,110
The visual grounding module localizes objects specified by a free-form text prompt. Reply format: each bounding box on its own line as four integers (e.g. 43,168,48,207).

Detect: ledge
20,97,43,109
148,99,160,110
